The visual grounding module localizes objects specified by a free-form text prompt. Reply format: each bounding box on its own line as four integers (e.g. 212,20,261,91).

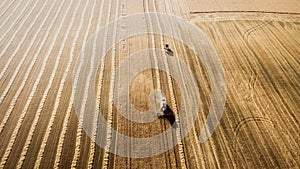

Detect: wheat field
0,0,299,168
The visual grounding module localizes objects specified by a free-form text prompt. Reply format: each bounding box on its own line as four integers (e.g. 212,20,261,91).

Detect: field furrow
0,0,75,167
0,0,36,59
0,0,299,168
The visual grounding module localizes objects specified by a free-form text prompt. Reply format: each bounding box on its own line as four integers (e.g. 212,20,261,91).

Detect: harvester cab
157,98,173,118
164,44,174,56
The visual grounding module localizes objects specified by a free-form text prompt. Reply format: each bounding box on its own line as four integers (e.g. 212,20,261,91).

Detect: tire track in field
151,5,176,169
0,0,28,31
17,2,80,168
0,0,9,12
0,0,53,108
70,0,115,167
214,22,271,167
112,1,129,165
250,26,300,153
101,0,120,168
86,0,107,168
0,0,16,19
31,0,92,167
219,21,299,167
0,0,39,82
0,0,74,167
108,1,131,167
143,0,164,160
0,0,36,59
240,22,300,136
153,0,190,167
16,0,82,167
144,0,162,98
234,117,273,135
132,0,177,167
167,1,205,168
0,0,59,135
52,0,105,165
243,21,272,40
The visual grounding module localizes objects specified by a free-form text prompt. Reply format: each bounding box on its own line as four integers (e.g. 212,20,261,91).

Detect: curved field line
0,0,17,19
242,23,300,138
86,0,106,168
70,0,108,168
16,0,82,168
233,116,274,151
234,117,273,135
0,0,58,134
223,21,298,166
0,0,36,59
0,0,53,106
243,21,272,40
0,0,74,167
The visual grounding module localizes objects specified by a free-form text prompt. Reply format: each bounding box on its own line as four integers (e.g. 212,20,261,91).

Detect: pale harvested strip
0,0,73,167
0,0,16,19
145,0,162,101
190,12,300,23
166,1,205,167
87,0,106,167
29,0,91,168
0,1,49,107
33,0,96,167
15,0,82,167
0,0,39,83
0,0,36,60
152,1,187,168
102,1,120,168
54,0,98,168
0,0,9,12
0,0,55,131
91,1,115,167
70,0,105,167
0,0,26,31
37,0,92,166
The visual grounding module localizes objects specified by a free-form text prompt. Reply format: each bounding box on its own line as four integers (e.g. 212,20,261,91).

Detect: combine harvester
157,97,177,127
164,44,174,56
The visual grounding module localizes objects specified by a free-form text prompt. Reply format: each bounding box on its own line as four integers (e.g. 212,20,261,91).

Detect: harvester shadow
159,105,177,128
165,49,174,56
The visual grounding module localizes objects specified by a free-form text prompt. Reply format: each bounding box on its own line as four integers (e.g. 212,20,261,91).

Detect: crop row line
69,0,111,167
0,0,36,59
101,0,120,168
0,0,55,134
0,0,74,167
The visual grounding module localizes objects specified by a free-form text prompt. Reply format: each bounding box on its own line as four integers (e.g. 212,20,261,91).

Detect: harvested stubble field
0,0,299,168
